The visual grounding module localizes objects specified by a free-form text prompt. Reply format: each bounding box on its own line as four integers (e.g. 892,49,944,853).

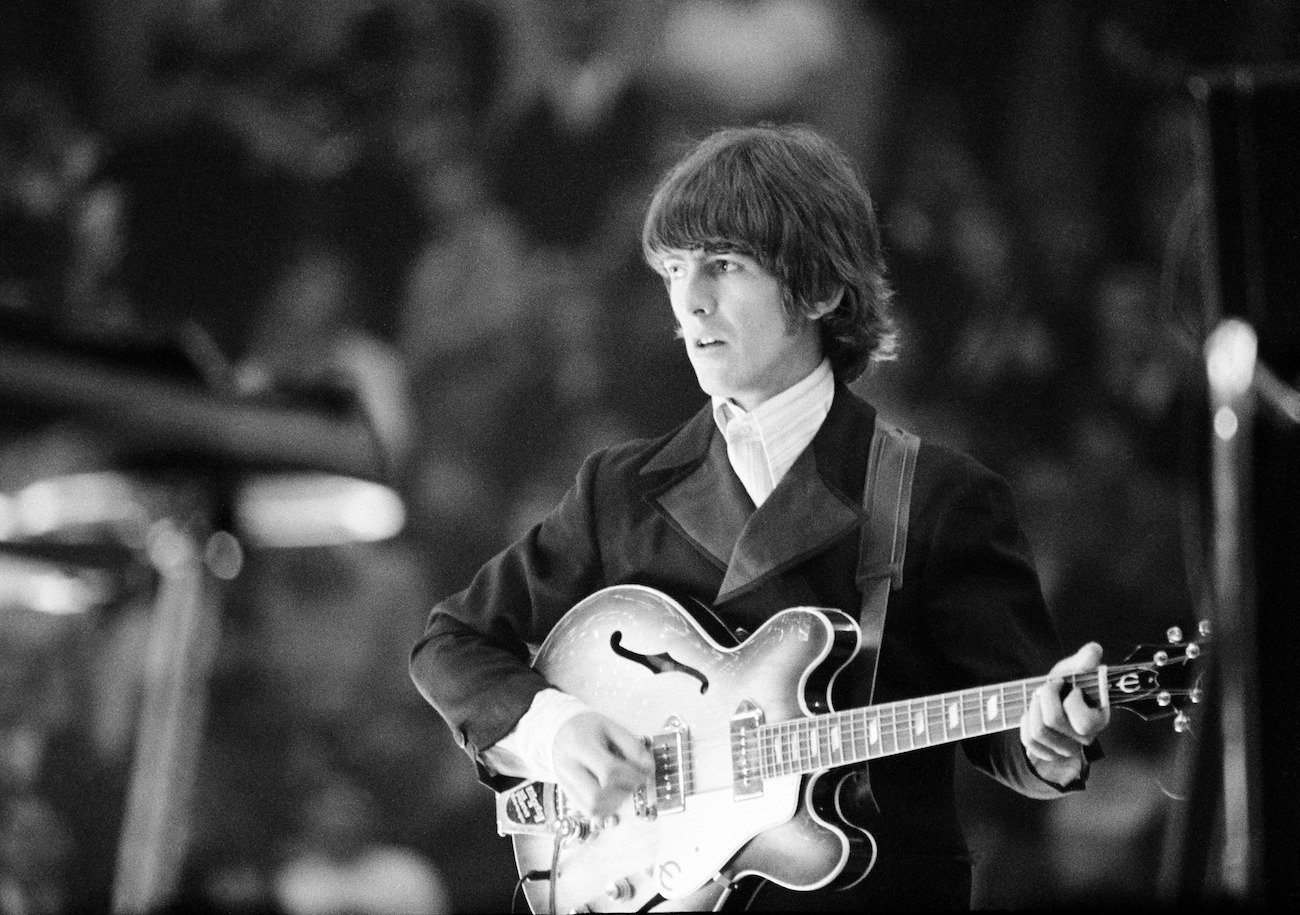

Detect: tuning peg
1153,650,1169,666
1190,686,1203,703
1157,690,1172,707
1198,620,1212,638
1185,642,1201,659
1167,626,1183,644
1173,711,1191,733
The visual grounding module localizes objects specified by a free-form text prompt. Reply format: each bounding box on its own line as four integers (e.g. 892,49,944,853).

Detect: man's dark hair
642,124,896,382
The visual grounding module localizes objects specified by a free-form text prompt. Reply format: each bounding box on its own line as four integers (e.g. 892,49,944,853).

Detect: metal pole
1203,317,1264,901
111,516,221,913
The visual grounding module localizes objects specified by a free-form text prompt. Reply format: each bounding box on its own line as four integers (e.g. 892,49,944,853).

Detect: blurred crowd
2,0,1296,912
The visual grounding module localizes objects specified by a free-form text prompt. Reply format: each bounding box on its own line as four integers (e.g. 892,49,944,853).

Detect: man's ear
807,287,844,321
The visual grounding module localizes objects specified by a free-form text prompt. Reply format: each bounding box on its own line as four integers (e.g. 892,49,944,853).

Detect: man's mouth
695,337,725,348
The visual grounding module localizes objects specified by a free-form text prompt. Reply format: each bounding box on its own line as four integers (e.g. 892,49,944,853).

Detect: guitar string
641,661,1194,794
658,696,1203,796
671,692,1199,787
650,658,1175,761
653,684,1200,785
654,684,1195,774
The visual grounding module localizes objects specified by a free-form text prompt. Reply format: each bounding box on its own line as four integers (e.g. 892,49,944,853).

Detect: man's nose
679,272,716,316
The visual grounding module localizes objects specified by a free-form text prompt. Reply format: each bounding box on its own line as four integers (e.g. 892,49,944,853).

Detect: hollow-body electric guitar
495,585,1204,913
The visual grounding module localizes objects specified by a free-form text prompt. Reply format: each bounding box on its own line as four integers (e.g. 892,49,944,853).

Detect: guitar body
501,586,1206,912
511,585,876,913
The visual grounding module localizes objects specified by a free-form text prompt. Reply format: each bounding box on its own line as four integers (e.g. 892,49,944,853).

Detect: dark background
2,1,1296,911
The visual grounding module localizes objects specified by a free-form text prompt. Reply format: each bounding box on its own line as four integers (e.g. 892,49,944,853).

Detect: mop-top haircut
642,124,897,383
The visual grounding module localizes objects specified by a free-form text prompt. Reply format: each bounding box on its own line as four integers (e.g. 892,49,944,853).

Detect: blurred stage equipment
0,314,408,913
1162,66,1300,908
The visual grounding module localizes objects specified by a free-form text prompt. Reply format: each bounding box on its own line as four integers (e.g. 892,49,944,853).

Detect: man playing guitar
410,124,1109,910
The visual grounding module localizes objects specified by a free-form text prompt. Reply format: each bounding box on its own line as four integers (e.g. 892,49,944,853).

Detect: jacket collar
641,383,875,605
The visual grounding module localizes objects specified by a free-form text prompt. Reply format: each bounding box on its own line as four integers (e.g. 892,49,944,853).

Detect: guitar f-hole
609,632,709,693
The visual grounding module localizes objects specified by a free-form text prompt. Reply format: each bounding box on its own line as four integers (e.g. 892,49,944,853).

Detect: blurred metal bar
1253,362,1300,427
111,518,220,914
0,339,385,479
1203,317,1263,900
0,538,140,571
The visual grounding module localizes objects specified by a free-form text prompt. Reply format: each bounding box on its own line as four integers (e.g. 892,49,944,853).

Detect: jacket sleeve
408,449,607,775
914,450,1092,798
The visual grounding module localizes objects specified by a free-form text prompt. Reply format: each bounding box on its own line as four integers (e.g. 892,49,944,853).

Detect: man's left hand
1020,642,1110,787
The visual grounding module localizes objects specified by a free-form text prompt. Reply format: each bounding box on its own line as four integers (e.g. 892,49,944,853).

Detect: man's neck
716,359,833,418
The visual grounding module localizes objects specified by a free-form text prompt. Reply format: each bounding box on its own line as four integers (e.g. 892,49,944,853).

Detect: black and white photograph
1,1,1297,912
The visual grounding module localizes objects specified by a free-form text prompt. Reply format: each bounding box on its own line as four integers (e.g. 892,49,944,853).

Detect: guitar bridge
730,700,765,800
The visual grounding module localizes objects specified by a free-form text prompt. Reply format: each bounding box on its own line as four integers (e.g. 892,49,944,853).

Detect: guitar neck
755,672,1079,777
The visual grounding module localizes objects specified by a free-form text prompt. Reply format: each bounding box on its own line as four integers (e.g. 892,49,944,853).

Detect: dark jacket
410,383,1074,905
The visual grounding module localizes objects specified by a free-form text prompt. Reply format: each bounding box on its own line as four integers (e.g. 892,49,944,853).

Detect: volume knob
606,878,635,900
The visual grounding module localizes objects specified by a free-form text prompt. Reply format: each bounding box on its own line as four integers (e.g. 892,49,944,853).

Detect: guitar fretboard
754,674,1063,778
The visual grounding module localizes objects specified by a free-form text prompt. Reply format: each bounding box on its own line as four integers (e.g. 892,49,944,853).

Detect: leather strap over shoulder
858,419,921,593
845,417,919,820
856,417,921,704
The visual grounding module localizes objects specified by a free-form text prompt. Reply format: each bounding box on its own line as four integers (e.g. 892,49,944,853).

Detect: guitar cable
549,829,562,914
506,834,563,915
511,870,549,914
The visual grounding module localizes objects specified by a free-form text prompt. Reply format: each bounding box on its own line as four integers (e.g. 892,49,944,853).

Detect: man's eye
713,258,738,273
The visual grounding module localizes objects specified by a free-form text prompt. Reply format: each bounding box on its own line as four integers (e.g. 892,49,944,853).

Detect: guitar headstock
1097,621,1210,730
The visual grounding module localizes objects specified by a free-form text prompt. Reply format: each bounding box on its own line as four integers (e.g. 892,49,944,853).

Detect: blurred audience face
539,0,620,62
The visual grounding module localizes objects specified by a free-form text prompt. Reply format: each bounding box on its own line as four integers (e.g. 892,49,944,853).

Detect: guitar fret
753,675,1069,786
967,688,984,735
962,690,979,736
790,720,800,775
786,720,797,776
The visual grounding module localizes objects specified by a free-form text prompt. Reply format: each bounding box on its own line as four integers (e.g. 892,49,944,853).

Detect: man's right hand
552,711,654,818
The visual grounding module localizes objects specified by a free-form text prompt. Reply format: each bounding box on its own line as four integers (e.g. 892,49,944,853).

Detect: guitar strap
853,416,920,809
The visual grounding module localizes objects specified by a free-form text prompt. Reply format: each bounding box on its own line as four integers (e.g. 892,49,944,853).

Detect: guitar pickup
650,717,688,815
730,700,765,800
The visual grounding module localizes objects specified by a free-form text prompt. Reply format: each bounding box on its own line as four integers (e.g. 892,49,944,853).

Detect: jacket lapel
641,405,753,570
715,403,865,603
641,386,876,605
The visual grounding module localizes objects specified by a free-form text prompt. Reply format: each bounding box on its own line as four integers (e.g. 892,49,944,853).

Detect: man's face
657,248,827,410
